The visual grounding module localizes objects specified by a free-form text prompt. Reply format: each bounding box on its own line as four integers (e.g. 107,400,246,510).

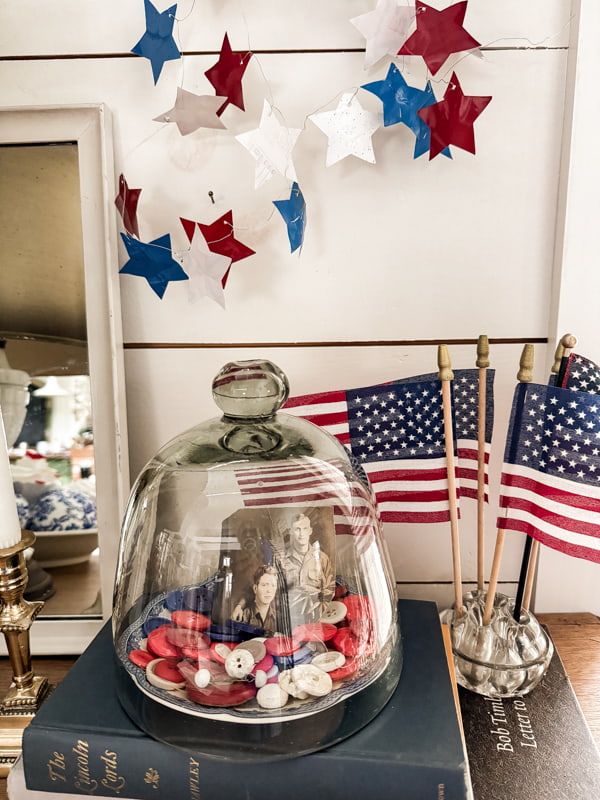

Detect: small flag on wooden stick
438,345,464,617
483,343,534,625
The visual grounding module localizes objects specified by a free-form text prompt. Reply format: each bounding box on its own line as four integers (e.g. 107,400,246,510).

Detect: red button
210,641,236,663
186,681,257,707
329,657,360,682
342,594,374,620
129,649,154,668
171,610,212,631
166,626,210,650
332,627,374,657
292,622,337,642
146,625,181,659
251,653,274,675
265,636,301,656
350,617,374,640
182,645,214,662
153,659,185,683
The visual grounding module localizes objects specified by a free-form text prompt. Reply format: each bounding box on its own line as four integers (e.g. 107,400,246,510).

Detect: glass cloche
112,360,402,760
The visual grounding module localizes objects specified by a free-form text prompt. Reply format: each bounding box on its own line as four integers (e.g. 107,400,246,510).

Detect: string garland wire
119,2,571,276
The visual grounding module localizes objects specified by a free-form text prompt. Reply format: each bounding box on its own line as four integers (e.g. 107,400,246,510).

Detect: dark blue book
19,599,471,800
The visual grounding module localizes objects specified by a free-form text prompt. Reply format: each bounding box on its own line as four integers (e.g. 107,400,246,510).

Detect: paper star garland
120,233,188,299
235,100,302,188
181,211,255,288
204,33,253,116
178,229,231,308
309,93,382,167
153,88,227,135
115,174,141,239
350,0,416,70
362,64,451,159
417,73,491,159
273,182,306,254
131,0,181,84
398,1,481,75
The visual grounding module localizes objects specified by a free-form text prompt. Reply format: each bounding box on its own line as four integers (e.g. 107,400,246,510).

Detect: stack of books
10,599,472,800
10,598,600,799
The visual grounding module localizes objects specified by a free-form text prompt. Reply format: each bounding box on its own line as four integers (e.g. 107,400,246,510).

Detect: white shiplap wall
3,0,597,613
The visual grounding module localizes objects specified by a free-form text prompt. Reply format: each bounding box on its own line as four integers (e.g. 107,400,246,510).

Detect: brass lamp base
0,530,51,775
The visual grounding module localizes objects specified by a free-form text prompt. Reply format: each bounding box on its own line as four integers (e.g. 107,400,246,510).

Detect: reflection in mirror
0,105,128,654
0,142,100,620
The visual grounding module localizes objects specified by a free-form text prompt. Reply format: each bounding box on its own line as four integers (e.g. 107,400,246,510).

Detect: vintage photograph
222,506,337,633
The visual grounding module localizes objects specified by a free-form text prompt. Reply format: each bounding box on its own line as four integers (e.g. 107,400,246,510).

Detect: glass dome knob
212,359,289,420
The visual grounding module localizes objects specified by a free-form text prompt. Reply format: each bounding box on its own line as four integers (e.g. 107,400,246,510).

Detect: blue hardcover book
19,599,471,800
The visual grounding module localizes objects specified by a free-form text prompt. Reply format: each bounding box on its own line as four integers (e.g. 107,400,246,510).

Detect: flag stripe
497,382,600,564
234,457,376,538
381,509,453,523
498,515,600,563
499,493,600,539
283,391,348,410
501,464,600,512
283,369,494,522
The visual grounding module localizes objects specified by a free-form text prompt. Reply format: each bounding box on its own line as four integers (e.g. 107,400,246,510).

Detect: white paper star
235,100,302,188
309,93,382,167
351,0,415,69
154,88,227,135
177,230,231,308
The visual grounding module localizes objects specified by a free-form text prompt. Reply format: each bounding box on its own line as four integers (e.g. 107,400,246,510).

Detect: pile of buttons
125,585,378,715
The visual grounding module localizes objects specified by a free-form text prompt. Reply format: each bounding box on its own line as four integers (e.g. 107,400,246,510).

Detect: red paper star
115,174,141,238
180,211,255,288
398,1,480,75
204,33,253,116
417,73,491,159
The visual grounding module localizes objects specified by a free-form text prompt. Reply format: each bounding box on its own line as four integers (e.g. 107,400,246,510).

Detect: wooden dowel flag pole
555,333,577,384
512,333,577,622
483,343,534,626
551,341,565,380
476,334,490,591
438,345,464,617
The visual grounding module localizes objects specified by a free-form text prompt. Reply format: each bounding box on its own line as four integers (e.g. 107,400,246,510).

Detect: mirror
0,106,129,654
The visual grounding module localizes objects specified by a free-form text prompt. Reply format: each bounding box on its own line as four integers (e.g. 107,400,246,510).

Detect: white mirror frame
0,104,129,654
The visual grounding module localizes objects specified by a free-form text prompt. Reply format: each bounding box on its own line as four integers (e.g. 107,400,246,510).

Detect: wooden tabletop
0,612,598,800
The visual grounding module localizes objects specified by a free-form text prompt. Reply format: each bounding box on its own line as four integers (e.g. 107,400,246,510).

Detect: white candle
0,406,23,549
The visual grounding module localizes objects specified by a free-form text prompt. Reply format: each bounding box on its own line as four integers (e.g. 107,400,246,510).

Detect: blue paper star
131,0,180,84
120,233,188,298
273,183,306,254
362,63,450,159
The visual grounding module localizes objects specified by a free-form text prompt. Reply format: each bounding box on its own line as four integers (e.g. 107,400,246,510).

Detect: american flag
233,456,379,538
497,382,600,564
397,369,495,501
284,377,458,523
559,353,600,394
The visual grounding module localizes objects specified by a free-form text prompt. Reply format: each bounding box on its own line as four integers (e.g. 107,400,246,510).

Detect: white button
256,683,289,709
225,648,255,679
311,651,346,672
293,664,333,697
194,668,212,689
278,669,310,699
254,669,268,689
320,600,347,624
145,659,186,690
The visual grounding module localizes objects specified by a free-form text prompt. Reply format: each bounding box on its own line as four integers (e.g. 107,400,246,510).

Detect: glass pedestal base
443,591,553,698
